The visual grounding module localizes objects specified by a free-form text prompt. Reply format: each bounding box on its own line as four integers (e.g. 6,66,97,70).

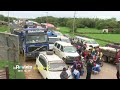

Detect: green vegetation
59,26,120,46
0,26,8,32
77,28,101,33
82,34,120,43
95,40,108,46
0,60,25,79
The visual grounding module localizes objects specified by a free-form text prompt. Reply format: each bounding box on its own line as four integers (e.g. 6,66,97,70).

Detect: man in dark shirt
86,59,94,79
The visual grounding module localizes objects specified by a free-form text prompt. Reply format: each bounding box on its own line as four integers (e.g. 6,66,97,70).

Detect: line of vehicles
10,20,120,79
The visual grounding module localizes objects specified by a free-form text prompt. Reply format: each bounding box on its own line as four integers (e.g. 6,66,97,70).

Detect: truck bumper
26,52,39,59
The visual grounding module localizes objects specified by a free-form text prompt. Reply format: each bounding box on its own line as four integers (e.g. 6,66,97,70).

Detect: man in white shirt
72,68,80,79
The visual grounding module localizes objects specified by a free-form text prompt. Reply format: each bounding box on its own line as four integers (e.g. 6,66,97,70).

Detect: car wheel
62,57,66,63
35,65,39,73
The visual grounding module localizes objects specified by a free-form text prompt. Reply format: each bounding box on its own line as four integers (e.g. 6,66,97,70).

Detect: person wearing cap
60,67,68,79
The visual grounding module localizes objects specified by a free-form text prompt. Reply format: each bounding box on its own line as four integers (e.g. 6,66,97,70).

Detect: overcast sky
1,11,120,20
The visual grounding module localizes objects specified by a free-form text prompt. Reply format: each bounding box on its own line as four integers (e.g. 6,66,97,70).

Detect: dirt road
20,54,117,79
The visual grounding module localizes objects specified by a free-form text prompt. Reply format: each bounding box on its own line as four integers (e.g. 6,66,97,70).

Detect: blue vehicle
13,28,49,61
47,30,57,37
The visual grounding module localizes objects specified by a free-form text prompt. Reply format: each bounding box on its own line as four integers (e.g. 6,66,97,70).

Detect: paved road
19,54,117,79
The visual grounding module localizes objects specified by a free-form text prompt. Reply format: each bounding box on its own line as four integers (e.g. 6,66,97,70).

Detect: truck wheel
100,62,103,67
102,55,108,62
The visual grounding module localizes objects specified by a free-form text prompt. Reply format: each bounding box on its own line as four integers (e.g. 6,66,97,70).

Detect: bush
113,28,120,34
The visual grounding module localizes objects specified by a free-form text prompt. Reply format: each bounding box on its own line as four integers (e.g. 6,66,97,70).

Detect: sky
0,11,120,20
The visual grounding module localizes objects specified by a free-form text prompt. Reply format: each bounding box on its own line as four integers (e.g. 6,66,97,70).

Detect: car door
56,44,61,57
59,45,65,58
38,55,47,79
53,42,58,54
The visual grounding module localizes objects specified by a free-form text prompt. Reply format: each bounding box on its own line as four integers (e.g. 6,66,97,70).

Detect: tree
66,19,78,33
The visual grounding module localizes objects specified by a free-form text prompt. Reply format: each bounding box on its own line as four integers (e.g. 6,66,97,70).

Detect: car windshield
64,46,76,53
49,38,59,44
49,61,67,71
26,35,48,43
61,39,71,43
86,40,98,44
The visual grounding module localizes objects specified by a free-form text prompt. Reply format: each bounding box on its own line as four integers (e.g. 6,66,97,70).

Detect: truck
100,44,120,64
12,28,49,61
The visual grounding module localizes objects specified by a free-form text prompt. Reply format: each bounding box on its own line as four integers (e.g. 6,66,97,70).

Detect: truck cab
13,28,49,61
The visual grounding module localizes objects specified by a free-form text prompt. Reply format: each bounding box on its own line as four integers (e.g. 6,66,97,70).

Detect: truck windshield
49,38,59,44
26,35,48,43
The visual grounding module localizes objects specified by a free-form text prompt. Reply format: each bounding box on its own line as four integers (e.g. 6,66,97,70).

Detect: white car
74,36,99,50
60,36,71,44
48,37,60,50
36,51,72,79
54,31,63,38
53,41,79,64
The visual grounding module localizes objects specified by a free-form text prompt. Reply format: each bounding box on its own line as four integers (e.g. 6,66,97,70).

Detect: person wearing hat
60,67,68,79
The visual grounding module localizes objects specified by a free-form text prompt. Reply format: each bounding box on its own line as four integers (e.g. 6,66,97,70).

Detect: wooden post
5,65,9,79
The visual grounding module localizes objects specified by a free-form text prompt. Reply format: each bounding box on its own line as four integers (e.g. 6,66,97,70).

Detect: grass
82,34,120,43
77,28,101,33
0,26,8,32
59,26,102,34
58,26,120,46
0,60,25,79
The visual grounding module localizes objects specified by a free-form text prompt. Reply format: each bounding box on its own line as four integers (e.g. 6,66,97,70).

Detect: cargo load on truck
100,44,120,64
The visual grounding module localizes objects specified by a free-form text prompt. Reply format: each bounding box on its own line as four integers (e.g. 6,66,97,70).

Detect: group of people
60,38,120,79
60,39,103,79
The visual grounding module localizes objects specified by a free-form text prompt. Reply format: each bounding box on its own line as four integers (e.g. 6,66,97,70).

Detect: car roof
48,37,60,39
60,36,69,39
40,52,62,62
75,36,94,41
55,41,72,46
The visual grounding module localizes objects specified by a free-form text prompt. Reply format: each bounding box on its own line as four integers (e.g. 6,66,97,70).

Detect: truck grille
28,46,47,52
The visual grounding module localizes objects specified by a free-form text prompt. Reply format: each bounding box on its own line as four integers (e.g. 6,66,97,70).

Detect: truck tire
102,55,108,62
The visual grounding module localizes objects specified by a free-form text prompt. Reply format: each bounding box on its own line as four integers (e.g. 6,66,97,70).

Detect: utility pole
46,12,48,23
73,11,76,35
8,11,10,32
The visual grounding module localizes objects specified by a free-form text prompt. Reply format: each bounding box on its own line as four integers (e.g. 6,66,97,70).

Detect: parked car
53,41,79,64
48,37,60,50
73,36,99,50
54,31,63,38
60,36,71,44
36,51,72,79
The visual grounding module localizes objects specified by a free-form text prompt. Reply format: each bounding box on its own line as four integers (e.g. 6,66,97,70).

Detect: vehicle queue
12,20,120,79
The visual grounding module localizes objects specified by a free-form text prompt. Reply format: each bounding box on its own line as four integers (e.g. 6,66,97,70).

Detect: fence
0,66,9,79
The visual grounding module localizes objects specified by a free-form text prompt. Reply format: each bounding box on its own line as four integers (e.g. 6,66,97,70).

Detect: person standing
86,59,94,79
116,60,120,79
